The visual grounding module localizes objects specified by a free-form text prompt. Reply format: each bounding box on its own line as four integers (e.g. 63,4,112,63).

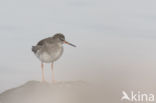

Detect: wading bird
32,33,76,83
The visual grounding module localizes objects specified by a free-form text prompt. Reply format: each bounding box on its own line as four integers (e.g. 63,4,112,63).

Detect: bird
32,33,76,83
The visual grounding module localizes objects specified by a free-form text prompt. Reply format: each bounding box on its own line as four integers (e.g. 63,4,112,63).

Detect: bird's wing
37,37,51,46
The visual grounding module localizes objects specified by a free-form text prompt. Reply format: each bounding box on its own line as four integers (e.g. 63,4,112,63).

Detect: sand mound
0,80,92,103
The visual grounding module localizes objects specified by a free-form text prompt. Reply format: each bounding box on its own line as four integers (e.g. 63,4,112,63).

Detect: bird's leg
41,63,45,82
51,63,55,83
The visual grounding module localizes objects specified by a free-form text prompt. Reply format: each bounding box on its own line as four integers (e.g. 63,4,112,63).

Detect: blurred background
0,0,156,102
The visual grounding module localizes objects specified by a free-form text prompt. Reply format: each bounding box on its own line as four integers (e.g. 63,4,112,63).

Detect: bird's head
53,33,76,47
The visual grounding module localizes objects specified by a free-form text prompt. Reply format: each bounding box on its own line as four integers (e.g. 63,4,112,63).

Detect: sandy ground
0,81,95,103
0,80,155,103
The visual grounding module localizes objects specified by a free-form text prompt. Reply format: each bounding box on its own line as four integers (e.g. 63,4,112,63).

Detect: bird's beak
64,41,76,47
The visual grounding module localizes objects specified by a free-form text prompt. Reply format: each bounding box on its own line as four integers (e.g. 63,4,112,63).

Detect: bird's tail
32,46,38,53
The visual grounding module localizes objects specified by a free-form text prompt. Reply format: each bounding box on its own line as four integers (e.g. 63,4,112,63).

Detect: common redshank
32,33,76,83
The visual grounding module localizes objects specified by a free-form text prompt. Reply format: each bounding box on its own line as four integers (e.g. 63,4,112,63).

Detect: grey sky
0,0,156,92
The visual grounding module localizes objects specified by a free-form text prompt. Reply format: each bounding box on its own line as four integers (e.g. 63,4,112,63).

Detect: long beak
64,41,76,47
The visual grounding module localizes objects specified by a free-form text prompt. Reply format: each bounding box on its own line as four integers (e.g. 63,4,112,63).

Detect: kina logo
121,91,155,102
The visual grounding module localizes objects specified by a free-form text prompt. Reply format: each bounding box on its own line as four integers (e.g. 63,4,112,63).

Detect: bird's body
32,37,64,63
32,33,76,83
